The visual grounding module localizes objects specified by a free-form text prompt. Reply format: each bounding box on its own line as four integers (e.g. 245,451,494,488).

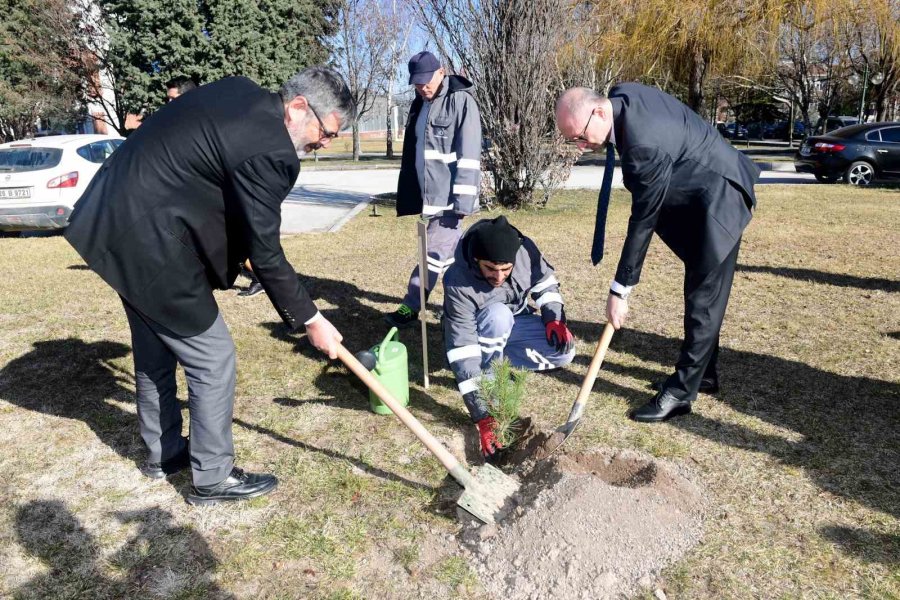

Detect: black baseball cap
408,51,441,85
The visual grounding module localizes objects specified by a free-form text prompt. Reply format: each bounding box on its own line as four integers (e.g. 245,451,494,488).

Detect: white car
0,134,124,232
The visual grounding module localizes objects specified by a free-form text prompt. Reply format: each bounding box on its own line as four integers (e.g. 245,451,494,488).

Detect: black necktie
591,142,616,265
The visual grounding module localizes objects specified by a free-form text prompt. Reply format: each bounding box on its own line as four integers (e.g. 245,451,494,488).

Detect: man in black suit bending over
66,67,355,504
555,84,760,422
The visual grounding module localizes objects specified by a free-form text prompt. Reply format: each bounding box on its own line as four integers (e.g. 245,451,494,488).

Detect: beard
286,114,321,156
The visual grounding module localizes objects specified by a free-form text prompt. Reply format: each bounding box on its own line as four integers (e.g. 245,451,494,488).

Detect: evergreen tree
98,0,211,115
201,0,339,89
0,0,83,141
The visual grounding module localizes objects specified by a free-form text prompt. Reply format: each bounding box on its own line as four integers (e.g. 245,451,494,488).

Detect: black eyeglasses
565,110,594,145
308,105,339,140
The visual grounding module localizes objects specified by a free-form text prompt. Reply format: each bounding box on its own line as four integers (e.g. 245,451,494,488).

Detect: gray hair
556,87,606,116
280,66,357,129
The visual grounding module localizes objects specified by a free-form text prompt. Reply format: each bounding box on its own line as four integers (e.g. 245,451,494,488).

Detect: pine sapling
480,358,528,448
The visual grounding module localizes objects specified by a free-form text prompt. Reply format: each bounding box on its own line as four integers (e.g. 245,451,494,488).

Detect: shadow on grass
261,274,465,427
562,324,900,533
233,417,434,493
0,338,143,465
12,500,232,599
819,525,900,566
737,264,900,293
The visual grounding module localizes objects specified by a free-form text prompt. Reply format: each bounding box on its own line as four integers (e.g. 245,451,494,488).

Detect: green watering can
367,327,409,415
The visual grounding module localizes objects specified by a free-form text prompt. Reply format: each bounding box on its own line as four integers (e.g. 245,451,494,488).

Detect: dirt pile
461,448,707,599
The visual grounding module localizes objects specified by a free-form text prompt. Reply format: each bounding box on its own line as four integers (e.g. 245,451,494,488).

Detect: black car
794,122,900,185
717,122,748,140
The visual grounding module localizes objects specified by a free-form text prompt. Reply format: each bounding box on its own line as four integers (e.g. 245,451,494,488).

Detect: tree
69,0,338,136
85,0,211,133
331,0,395,161
414,0,576,209
839,0,899,121
0,0,84,141
381,0,413,159
588,0,791,114
202,0,338,89
773,2,830,131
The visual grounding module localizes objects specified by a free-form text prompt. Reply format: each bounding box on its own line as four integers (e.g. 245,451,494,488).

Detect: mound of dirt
460,448,707,599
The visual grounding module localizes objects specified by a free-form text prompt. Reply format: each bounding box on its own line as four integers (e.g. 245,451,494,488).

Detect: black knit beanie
471,216,521,264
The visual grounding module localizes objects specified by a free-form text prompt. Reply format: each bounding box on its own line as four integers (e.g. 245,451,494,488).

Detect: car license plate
0,187,31,199
800,145,811,157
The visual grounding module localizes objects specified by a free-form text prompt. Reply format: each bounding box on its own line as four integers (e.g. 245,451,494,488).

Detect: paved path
281,169,399,234
281,165,814,234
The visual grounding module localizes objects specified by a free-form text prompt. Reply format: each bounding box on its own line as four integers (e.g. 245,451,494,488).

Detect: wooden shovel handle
417,218,430,388
563,322,616,427
336,344,464,478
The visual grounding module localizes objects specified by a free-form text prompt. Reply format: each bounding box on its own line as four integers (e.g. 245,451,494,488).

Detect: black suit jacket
65,76,316,337
608,83,760,285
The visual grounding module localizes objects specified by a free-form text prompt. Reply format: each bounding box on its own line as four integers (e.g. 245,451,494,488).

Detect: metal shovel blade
543,405,585,458
456,463,520,524
544,323,616,459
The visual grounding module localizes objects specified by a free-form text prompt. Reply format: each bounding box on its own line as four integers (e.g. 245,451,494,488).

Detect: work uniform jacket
442,219,564,420
396,75,482,217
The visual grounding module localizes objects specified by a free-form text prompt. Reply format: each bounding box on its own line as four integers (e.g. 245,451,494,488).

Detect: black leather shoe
186,467,278,506
238,281,265,297
141,444,190,479
650,377,719,395
630,390,692,423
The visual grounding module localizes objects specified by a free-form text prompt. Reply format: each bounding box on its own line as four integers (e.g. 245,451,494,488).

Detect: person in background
384,51,483,328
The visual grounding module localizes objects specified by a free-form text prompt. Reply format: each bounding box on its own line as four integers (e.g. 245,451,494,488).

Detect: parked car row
716,122,749,140
0,134,124,233
794,122,900,185
719,117,864,142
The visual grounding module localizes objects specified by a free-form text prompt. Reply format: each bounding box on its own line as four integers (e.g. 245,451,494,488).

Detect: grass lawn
300,155,400,171
315,137,392,155
0,184,898,599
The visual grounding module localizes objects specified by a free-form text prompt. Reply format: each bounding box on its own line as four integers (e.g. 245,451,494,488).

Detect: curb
327,197,375,233
753,161,796,172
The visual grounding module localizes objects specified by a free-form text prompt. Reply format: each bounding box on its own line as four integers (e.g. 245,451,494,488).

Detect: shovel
417,217,430,389
544,322,616,457
337,344,519,524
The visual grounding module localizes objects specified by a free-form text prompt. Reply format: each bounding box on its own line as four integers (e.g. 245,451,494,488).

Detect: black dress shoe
650,377,719,394
141,445,190,479
630,390,692,423
238,281,265,297
186,467,278,506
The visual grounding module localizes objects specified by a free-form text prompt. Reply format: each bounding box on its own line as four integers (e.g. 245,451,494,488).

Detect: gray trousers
477,303,576,372
402,213,463,312
123,301,236,487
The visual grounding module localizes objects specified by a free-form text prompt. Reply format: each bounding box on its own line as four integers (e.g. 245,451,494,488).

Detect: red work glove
545,320,575,354
476,416,502,457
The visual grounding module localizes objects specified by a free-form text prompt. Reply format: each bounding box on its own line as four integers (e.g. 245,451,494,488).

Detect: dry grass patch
0,183,897,598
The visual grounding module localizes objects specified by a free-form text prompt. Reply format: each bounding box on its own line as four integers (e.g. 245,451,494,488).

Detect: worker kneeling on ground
443,216,576,458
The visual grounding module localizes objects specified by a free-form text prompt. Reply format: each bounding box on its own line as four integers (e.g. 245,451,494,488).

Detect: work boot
384,303,419,328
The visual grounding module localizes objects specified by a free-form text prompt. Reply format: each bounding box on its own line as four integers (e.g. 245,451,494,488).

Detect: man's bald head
555,87,614,152
555,87,606,119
